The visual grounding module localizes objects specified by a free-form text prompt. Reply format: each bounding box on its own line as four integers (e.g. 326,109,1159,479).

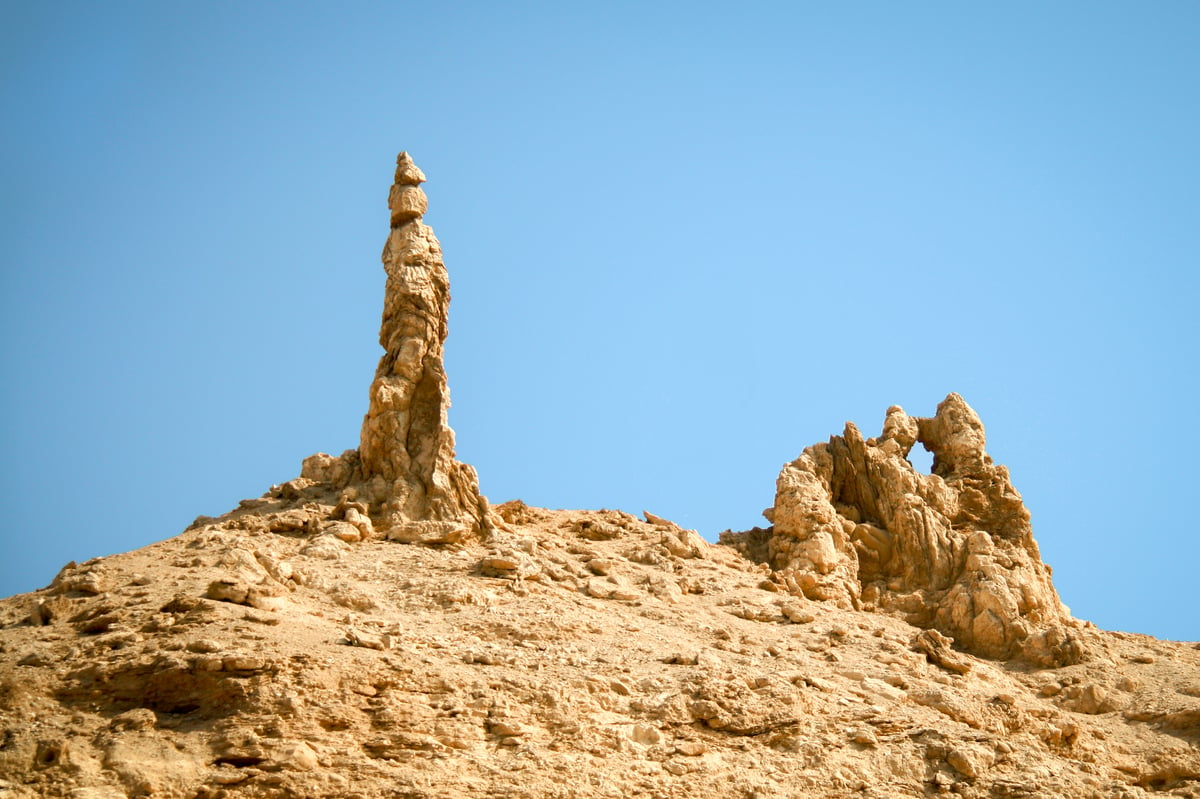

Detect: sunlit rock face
300,153,489,544
355,152,489,541
768,393,1083,666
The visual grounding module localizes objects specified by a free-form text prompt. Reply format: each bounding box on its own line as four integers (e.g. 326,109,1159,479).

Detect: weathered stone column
356,152,488,542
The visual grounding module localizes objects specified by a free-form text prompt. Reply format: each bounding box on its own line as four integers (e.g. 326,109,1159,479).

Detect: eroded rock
289,153,492,543
355,153,489,537
768,393,1083,666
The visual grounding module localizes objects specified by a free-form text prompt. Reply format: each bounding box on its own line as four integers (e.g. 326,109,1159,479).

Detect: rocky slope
1,154,1197,799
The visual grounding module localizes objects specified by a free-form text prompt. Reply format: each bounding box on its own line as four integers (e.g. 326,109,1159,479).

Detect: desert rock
763,394,1082,666
291,153,490,542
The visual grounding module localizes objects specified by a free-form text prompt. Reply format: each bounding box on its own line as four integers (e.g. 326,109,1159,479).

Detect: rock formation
2,155,1196,799
4,502,1198,799
300,153,489,543
762,393,1083,666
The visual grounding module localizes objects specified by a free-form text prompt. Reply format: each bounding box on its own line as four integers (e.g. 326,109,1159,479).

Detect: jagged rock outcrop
299,153,489,542
765,393,1083,666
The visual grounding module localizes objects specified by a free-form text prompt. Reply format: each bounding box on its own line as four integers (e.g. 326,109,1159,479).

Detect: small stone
344,629,391,651
586,579,615,599
300,534,349,560
1061,683,1116,715
186,639,222,654
488,720,526,737
343,507,375,540
586,558,614,576
277,741,319,771
946,746,989,778
781,604,815,624
110,708,157,731
610,586,641,601
630,725,662,745
223,655,267,671
643,510,678,528
326,521,362,543
851,728,878,746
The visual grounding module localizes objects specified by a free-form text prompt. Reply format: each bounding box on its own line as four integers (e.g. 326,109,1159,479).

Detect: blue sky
2,2,1196,641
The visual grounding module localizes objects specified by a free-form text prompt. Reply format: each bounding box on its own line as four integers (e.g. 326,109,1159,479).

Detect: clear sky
2,2,1197,641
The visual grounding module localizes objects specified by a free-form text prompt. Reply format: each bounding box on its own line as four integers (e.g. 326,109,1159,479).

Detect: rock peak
299,153,490,544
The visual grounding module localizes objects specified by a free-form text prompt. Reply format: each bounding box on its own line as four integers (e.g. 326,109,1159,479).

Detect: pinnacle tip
394,152,427,186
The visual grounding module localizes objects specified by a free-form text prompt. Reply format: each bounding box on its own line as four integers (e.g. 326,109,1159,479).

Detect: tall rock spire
355,152,488,541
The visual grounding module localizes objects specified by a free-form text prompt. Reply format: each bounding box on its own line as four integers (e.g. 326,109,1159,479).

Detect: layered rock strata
301,153,488,542
765,393,1082,666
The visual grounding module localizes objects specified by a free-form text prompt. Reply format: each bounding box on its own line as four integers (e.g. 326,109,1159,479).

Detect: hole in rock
34,742,62,767
908,445,933,474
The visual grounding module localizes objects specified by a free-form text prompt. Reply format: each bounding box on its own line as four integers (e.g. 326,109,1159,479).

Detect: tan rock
912,628,972,675
203,579,285,611
767,393,1083,666
946,744,992,778
275,740,319,771
355,153,490,539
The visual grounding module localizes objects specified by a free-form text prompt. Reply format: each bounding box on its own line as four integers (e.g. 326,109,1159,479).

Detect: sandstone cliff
0,155,1196,799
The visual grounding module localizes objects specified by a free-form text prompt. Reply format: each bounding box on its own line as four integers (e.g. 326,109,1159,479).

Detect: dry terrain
1,153,1196,798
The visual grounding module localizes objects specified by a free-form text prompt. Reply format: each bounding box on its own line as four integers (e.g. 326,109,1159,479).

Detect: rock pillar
356,152,488,542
